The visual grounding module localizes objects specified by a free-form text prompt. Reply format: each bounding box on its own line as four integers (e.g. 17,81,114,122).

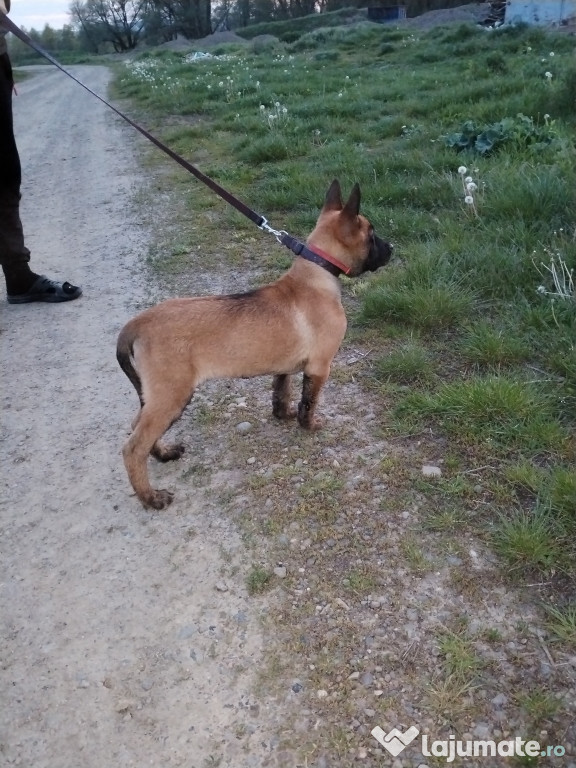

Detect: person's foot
7,275,82,304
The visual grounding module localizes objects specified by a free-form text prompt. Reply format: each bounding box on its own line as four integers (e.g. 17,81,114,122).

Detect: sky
8,1,72,31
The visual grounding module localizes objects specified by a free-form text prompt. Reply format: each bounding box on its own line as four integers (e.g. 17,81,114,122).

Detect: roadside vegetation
111,18,576,765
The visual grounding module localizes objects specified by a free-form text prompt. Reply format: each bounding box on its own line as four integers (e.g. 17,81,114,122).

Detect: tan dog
117,180,392,509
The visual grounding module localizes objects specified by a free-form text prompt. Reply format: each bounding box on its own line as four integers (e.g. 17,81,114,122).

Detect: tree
149,0,212,40
69,0,148,52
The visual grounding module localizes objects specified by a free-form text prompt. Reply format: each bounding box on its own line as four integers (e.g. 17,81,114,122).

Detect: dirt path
3,63,575,768
0,66,276,768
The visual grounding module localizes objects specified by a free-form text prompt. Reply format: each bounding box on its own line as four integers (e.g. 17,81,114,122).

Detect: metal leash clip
258,217,287,244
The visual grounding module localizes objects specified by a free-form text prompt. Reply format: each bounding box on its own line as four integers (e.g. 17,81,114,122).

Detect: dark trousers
0,51,31,267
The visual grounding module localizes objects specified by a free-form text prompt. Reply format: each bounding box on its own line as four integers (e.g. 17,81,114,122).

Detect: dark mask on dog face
363,233,393,273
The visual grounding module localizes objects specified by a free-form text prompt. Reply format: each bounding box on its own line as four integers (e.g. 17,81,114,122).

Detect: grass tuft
492,508,567,575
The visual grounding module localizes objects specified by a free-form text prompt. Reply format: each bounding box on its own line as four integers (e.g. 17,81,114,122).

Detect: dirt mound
195,30,249,47
402,2,492,28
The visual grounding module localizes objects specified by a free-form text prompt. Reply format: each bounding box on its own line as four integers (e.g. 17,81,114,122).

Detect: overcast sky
9,1,71,30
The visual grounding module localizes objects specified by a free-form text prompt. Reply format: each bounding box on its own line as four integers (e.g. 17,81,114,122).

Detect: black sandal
7,275,82,304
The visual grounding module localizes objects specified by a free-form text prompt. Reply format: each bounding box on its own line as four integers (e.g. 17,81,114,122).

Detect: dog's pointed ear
342,183,361,219
323,179,343,212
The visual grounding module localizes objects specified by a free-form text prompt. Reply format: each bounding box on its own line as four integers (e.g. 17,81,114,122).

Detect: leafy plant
444,113,559,155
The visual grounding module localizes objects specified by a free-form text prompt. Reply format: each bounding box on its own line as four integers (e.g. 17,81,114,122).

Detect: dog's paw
273,404,297,420
298,414,323,431
146,489,174,510
152,442,186,462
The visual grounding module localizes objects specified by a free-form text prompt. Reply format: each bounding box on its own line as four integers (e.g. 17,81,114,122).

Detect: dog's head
309,179,393,277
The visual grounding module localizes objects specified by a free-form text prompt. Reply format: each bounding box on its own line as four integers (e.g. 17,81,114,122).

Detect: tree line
8,0,476,58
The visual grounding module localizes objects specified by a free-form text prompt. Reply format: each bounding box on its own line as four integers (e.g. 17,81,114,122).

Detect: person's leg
0,51,37,292
0,52,81,302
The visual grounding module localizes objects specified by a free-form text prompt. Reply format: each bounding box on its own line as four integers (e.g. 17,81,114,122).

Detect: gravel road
0,65,273,768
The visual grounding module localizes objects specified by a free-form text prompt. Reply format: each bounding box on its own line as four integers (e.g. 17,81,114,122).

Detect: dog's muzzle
364,234,393,273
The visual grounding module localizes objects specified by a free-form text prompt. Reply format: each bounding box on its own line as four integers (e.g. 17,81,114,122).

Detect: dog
117,179,392,509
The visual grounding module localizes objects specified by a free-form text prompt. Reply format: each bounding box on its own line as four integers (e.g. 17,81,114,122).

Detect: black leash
1,15,350,276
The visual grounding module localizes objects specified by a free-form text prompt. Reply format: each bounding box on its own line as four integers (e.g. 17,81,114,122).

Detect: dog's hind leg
130,403,185,463
272,374,297,419
122,382,195,509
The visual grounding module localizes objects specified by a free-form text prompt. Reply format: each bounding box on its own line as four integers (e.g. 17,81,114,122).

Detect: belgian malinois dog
117,180,392,509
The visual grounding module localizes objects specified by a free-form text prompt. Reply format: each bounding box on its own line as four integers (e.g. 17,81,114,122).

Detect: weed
399,536,432,572
516,689,561,723
436,628,483,682
544,603,576,646
426,676,477,723
246,564,273,595
445,113,561,156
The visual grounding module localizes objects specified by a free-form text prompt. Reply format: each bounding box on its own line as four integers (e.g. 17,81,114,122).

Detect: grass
246,563,273,595
110,16,576,763
396,375,569,453
545,604,576,647
492,507,568,575
436,627,483,682
374,341,436,384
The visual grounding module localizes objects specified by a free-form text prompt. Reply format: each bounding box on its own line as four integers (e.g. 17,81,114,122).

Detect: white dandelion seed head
545,71,553,79
549,51,555,56
260,104,265,110
537,285,547,294
464,176,474,184
464,195,474,205
466,182,477,192
458,166,467,175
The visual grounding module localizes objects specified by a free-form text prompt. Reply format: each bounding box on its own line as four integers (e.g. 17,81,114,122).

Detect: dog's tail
117,326,144,405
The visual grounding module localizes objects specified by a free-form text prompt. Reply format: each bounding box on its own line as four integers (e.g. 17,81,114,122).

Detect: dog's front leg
272,374,297,419
297,371,328,430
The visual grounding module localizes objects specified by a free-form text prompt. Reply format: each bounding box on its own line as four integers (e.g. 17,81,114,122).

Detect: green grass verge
112,18,576,584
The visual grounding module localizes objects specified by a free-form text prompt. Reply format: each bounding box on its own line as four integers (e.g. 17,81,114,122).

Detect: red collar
304,245,352,276
279,233,351,276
